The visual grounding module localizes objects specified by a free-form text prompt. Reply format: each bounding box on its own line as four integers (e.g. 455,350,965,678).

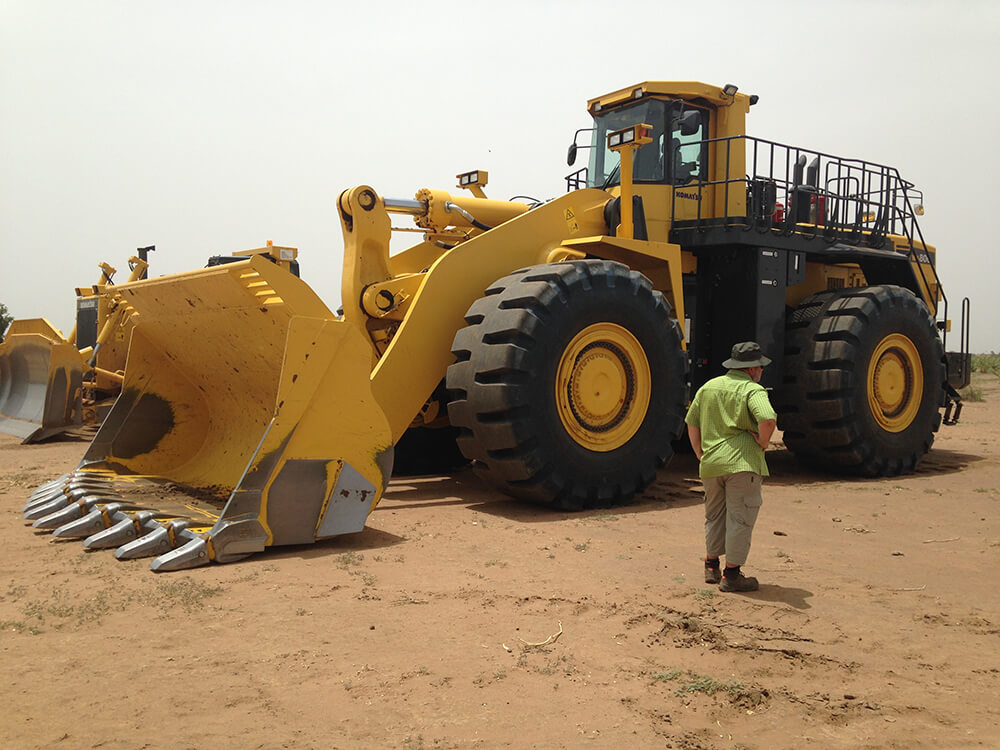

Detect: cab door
666,105,712,224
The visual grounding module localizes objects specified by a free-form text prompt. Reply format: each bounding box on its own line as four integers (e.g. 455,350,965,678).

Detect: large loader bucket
0,319,84,442
23,255,394,571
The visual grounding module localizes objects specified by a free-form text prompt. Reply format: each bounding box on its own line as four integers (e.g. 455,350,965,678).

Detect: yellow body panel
561,235,686,336
891,235,939,309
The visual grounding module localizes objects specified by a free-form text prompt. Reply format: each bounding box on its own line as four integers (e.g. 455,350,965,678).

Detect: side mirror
678,110,701,137
567,143,578,167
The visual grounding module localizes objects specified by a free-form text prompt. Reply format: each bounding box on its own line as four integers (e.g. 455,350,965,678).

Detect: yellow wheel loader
22,81,970,571
0,250,152,442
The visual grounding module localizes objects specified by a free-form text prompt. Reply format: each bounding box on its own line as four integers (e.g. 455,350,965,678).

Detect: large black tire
776,285,944,476
446,260,687,510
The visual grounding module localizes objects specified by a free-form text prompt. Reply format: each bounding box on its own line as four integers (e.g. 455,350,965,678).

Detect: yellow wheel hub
867,333,923,433
555,323,651,452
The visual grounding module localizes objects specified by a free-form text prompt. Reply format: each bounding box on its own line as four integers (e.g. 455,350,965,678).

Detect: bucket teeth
23,481,112,514
31,494,122,530
67,486,100,501
28,470,101,495
32,500,95,530
52,503,126,539
23,488,63,513
24,485,79,513
151,536,210,572
24,495,73,521
83,512,157,550
27,474,71,500
114,520,191,560
23,467,231,570
85,517,137,549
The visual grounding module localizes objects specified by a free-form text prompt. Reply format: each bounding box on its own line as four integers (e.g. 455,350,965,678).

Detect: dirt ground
2,377,999,750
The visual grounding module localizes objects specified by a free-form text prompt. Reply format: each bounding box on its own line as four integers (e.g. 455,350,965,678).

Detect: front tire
776,285,944,476
446,260,687,510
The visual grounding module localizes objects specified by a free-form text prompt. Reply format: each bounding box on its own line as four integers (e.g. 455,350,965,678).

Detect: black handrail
665,134,949,328
565,167,588,192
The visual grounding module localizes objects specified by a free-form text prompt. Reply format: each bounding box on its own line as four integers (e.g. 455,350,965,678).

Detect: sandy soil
2,377,999,750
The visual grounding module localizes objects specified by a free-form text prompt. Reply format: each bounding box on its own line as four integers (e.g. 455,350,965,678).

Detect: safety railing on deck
669,135,951,345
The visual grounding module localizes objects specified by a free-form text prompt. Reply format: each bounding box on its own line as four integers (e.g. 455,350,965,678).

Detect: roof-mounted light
722,83,739,97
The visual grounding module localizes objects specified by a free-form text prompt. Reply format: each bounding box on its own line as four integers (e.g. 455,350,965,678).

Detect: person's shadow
741,584,813,609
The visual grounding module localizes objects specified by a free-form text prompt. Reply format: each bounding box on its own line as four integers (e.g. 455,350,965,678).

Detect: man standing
685,342,777,593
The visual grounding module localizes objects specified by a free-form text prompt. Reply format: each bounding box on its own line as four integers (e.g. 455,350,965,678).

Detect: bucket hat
722,341,772,369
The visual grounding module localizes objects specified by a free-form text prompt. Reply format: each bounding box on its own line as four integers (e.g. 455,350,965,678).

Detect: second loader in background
0,248,153,442
22,80,971,571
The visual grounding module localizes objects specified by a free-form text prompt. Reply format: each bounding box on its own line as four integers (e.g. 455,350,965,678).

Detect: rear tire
776,285,944,476
446,260,687,510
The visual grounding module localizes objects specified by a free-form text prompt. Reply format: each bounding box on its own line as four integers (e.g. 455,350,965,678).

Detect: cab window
588,99,708,188
587,99,669,188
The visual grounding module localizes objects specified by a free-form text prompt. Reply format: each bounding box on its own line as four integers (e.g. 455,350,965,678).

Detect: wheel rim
555,323,651,452
866,333,923,433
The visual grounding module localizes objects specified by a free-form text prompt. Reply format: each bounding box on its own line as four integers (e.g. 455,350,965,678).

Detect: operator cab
580,98,709,189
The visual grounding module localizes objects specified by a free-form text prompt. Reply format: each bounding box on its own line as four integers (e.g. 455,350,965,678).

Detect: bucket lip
0,414,53,442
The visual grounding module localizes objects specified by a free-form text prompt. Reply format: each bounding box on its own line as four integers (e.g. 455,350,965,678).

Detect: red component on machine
810,194,826,226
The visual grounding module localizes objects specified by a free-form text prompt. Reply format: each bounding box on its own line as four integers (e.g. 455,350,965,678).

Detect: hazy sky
2,0,998,352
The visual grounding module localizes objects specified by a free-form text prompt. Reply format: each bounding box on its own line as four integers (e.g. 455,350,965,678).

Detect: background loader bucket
23,255,394,570
0,319,83,442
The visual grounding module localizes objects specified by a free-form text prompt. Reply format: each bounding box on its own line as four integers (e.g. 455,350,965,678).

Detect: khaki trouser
703,471,763,567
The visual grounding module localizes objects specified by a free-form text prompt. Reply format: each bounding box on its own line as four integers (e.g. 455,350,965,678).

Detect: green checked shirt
685,370,777,479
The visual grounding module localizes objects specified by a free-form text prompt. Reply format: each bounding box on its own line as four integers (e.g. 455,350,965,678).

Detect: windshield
586,99,707,189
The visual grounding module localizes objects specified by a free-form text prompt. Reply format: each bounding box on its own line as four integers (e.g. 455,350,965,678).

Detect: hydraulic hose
444,201,492,232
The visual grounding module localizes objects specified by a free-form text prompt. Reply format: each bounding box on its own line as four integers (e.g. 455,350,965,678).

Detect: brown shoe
719,573,759,592
704,565,722,584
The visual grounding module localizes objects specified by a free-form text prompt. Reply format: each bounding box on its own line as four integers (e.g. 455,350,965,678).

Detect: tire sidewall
851,290,942,458
520,272,683,487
